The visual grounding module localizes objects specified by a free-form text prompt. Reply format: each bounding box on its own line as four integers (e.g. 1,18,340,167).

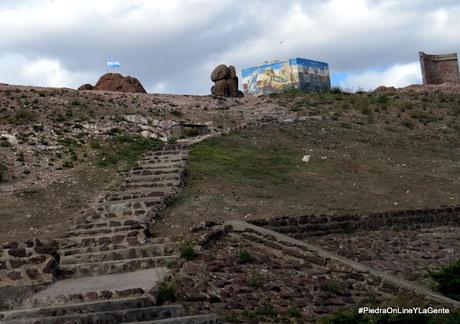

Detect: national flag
106,60,120,69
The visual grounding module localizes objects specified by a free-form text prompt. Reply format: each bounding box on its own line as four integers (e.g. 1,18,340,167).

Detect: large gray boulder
210,64,243,98
211,64,230,82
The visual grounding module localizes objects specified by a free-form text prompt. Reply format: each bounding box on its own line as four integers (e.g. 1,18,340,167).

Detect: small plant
430,259,460,300
180,242,196,261
170,110,183,117
376,95,389,104
71,99,81,106
247,272,264,289
157,277,177,304
330,86,343,94
238,249,252,264
0,160,7,182
13,109,34,124
288,305,301,318
324,280,344,295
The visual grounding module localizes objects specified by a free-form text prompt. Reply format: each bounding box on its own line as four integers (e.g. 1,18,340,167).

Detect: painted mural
242,57,331,96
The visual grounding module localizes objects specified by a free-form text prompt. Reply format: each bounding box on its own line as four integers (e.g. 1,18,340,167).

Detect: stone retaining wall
251,206,460,238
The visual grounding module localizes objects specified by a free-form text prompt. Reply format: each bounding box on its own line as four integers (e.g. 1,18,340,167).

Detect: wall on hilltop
419,51,460,85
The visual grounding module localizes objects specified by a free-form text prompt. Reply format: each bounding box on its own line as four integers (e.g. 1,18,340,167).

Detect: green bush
179,242,196,261
13,109,34,124
430,259,460,300
157,277,177,304
238,249,252,264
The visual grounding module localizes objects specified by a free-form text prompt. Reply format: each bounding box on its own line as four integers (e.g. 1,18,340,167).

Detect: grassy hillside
156,90,460,234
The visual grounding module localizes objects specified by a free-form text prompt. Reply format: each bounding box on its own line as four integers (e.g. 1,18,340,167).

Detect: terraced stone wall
251,206,460,238
0,240,59,288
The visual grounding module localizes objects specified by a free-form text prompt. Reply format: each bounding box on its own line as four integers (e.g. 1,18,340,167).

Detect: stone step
25,268,169,308
60,243,178,264
1,305,185,324
141,156,187,163
71,218,143,231
102,196,164,207
121,182,181,191
0,296,156,321
63,224,144,238
106,190,170,202
132,163,186,171
59,255,177,278
129,314,221,324
123,175,182,184
60,238,175,257
58,231,147,249
128,168,183,177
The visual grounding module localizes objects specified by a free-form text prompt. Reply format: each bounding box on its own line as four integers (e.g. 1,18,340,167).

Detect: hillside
0,84,459,322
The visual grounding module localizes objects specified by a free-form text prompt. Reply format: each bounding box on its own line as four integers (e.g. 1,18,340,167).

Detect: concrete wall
419,51,460,85
242,57,330,96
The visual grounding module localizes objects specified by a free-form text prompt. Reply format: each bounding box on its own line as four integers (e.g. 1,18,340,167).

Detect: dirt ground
0,166,117,244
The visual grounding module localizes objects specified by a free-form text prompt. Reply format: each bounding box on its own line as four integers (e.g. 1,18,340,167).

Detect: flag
106,60,120,69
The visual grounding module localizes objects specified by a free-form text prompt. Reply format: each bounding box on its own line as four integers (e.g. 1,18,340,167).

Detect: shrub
247,272,264,289
238,249,252,264
330,86,343,94
157,277,177,304
430,259,460,300
13,109,34,124
0,160,7,182
180,242,196,261
324,280,344,295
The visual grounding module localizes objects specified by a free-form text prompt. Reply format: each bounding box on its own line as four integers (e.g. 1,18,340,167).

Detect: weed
157,277,177,304
180,242,196,261
324,280,344,295
13,109,34,124
330,86,343,94
247,272,264,289
170,110,183,117
430,259,460,300
237,249,252,264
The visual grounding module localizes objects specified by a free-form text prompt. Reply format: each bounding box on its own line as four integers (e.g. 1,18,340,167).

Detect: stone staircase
0,144,220,323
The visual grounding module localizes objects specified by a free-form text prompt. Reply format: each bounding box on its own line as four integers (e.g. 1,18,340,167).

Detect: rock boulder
210,64,243,98
78,73,146,93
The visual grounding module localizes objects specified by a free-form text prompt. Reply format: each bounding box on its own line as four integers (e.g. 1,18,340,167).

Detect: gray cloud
1,0,459,93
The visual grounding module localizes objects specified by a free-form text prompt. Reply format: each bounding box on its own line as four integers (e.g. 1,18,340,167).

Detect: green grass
430,259,460,300
157,277,177,304
12,109,34,124
188,133,338,188
179,242,196,261
93,133,162,169
237,249,252,264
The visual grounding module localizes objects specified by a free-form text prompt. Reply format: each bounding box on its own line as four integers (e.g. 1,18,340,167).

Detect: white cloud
0,0,459,93
338,62,422,91
0,53,94,88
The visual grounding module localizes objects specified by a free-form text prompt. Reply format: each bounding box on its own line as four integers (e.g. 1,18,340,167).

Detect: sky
1,0,460,94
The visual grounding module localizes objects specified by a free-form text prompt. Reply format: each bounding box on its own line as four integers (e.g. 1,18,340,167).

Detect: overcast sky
1,0,460,94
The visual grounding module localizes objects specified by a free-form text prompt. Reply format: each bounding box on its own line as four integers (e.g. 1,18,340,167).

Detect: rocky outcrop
77,84,94,91
210,65,243,97
78,73,147,93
